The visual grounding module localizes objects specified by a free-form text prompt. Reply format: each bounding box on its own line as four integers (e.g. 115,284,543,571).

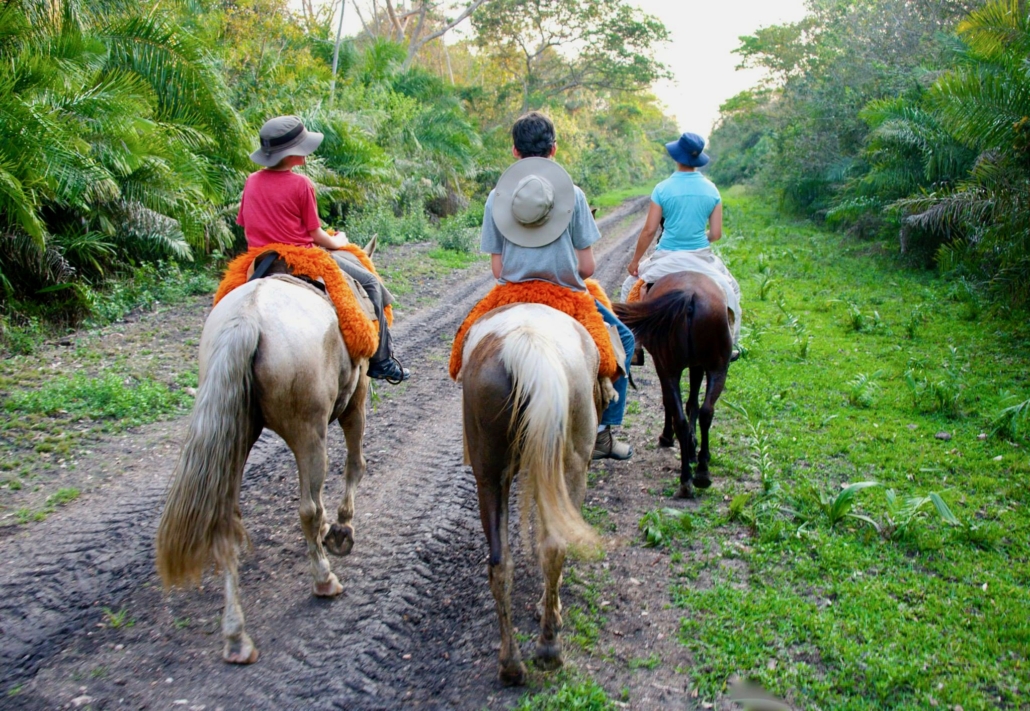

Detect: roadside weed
4,372,191,423
846,372,882,408
880,489,959,541
102,607,134,629
992,396,1030,442
810,481,880,530
628,653,661,670
638,508,692,548
513,673,616,710
46,488,79,507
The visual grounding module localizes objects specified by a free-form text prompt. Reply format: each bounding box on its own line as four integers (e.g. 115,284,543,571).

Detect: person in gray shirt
479,111,635,461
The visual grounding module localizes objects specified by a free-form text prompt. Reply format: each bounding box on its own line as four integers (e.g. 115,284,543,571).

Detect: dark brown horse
614,272,732,499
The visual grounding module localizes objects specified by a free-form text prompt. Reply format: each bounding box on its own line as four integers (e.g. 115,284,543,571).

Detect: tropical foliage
709,0,1030,307
0,0,675,336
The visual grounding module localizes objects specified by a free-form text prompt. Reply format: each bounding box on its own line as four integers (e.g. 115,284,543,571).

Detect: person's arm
707,203,723,243
576,246,595,278
490,253,503,279
628,200,663,277
311,227,349,250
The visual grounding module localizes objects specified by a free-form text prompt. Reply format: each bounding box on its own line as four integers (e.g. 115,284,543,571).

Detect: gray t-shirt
480,185,600,292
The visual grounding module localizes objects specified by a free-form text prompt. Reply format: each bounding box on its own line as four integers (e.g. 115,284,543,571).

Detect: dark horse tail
614,291,695,364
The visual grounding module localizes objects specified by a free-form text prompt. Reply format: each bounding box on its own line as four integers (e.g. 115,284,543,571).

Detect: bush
436,217,478,253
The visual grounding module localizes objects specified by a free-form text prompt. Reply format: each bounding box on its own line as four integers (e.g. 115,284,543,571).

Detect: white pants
620,247,741,343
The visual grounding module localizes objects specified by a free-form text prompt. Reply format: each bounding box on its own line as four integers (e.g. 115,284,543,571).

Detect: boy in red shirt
237,115,409,382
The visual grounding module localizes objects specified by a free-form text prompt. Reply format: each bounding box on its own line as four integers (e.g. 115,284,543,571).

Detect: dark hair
512,111,556,158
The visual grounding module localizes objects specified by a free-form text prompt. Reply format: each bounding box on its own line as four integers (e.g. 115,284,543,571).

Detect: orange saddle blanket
214,244,392,361
627,279,646,303
449,279,618,381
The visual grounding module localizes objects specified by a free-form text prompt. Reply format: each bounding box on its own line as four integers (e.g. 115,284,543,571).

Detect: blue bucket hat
665,132,710,167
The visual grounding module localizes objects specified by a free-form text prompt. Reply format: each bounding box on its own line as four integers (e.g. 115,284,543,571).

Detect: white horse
460,303,607,685
156,245,376,664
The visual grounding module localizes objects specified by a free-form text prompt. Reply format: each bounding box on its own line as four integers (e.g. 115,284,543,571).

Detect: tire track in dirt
0,198,647,710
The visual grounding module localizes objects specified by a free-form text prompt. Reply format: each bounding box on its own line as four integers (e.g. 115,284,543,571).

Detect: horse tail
156,312,260,588
499,327,600,554
614,290,695,363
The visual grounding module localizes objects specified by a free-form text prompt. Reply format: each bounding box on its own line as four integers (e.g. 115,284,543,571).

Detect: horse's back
651,271,726,311
463,303,598,377
202,278,352,424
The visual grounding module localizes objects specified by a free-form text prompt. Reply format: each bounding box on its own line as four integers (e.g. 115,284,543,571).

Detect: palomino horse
614,272,732,499
461,304,604,685
155,241,378,664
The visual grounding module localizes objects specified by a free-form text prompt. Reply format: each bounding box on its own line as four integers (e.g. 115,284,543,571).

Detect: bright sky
630,0,809,136
320,0,810,137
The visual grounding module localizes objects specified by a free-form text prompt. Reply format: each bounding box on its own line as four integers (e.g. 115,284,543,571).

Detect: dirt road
1,198,662,710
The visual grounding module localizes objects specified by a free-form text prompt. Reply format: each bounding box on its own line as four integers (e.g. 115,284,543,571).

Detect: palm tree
0,0,248,305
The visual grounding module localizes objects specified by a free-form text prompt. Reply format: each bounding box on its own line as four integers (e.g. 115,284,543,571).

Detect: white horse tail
500,327,600,554
156,312,260,588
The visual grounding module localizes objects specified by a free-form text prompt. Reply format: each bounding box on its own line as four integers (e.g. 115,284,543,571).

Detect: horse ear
363,234,378,257
590,207,597,218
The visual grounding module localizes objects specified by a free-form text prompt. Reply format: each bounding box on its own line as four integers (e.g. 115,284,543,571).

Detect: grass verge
663,187,1030,709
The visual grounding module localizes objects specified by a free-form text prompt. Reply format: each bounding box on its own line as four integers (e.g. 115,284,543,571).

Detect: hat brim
492,157,576,248
249,130,324,167
665,140,710,168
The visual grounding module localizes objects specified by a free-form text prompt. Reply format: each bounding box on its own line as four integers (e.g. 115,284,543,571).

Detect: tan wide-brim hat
493,157,576,248
249,115,324,168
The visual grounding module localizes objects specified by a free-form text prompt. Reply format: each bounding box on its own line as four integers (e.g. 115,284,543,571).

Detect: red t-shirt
236,170,321,248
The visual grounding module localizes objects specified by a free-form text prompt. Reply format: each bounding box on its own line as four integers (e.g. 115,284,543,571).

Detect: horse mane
613,291,695,366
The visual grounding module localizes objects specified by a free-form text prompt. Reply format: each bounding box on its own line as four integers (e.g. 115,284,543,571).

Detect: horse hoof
658,434,675,448
674,483,695,500
499,662,528,687
223,633,259,665
313,573,344,597
534,640,564,671
323,523,354,557
694,471,712,489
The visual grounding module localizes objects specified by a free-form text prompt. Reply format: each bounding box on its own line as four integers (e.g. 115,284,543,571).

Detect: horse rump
614,290,695,364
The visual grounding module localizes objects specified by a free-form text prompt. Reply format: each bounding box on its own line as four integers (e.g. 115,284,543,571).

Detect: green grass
663,188,1030,709
513,674,617,710
427,247,486,270
3,372,192,423
590,183,653,216
102,607,134,629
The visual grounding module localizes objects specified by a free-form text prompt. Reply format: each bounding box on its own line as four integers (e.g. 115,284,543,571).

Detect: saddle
449,279,621,381
214,244,391,361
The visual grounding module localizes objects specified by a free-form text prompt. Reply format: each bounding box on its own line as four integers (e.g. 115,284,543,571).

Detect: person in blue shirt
622,132,741,356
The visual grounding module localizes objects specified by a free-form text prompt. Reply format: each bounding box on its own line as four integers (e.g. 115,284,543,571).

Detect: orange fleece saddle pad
449,279,617,381
627,279,646,303
214,243,392,361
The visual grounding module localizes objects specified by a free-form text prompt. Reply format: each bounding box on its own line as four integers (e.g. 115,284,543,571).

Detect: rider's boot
592,426,633,461
367,355,409,383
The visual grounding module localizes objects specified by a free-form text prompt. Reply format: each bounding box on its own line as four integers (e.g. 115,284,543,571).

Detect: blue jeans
596,300,634,427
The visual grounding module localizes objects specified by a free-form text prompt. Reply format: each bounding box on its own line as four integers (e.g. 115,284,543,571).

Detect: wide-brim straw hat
492,157,576,248
249,115,324,168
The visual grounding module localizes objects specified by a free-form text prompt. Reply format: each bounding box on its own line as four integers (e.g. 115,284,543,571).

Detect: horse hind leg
290,423,342,597
659,407,675,448
658,370,695,499
686,366,704,465
534,532,566,671
325,372,368,558
695,371,727,487
222,555,258,664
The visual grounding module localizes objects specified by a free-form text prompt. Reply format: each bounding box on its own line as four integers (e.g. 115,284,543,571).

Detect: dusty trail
0,198,647,710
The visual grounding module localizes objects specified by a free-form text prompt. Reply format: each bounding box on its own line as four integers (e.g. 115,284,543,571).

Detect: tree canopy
0,0,677,324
